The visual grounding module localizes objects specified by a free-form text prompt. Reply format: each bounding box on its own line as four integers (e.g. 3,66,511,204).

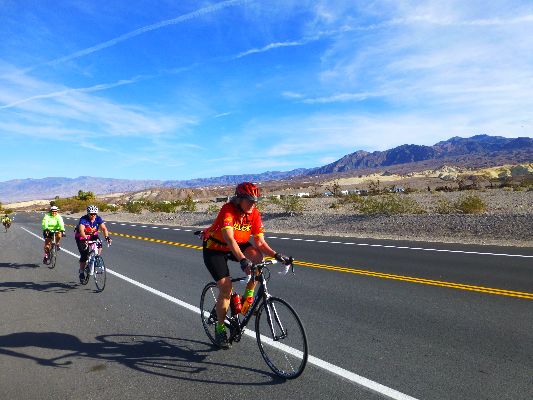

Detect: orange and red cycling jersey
204,202,264,251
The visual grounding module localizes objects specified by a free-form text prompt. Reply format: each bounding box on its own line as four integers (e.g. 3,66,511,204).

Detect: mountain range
1,135,531,203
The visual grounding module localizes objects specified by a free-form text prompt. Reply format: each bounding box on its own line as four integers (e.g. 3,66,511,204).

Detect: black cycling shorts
203,241,252,282
76,237,102,262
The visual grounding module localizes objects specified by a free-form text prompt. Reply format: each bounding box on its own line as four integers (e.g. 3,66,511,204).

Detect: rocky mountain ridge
1,135,531,202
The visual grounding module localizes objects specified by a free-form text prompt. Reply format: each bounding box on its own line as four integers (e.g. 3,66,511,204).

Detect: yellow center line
66,225,533,300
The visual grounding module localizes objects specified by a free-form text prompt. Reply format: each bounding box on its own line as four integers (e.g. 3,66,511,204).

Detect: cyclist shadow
0,332,283,385
0,262,41,269
0,281,75,293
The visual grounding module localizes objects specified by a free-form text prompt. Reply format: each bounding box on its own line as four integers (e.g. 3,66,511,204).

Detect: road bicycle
80,239,108,292
2,220,11,233
44,230,63,269
200,259,308,379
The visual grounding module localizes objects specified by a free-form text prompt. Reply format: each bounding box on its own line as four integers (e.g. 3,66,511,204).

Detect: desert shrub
123,201,144,214
76,190,95,201
455,194,486,214
95,203,118,212
206,204,220,214
353,194,425,215
339,193,362,205
435,198,456,214
275,196,305,215
265,197,282,207
52,197,108,213
148,201,178,213
181,194,197,212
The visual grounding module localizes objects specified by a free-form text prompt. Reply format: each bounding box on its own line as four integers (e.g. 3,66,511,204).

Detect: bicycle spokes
255,297,308,379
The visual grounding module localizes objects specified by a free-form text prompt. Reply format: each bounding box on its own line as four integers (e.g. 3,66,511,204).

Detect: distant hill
309,135,533,174
1,135,531,202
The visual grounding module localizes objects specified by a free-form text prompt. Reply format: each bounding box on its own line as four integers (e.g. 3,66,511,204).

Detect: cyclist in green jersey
2,214,12,231
41,206,65,264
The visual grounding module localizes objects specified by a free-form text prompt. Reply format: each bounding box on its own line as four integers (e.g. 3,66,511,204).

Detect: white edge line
20,225,419,400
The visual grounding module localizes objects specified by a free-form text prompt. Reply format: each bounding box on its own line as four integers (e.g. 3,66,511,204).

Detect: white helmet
50,206,59,212
86,205,99,214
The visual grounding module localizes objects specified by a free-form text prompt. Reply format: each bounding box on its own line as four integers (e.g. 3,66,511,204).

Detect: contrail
0,76,145,109
24,0,246,72
233,39,310,59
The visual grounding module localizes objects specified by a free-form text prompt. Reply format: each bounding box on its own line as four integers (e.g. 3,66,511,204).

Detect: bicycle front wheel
93,255,106,292
49,245,57,269
255,297,308,379
200,282,220,345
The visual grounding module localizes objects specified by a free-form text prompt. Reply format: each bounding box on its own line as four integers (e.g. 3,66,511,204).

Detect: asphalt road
1,212,532,400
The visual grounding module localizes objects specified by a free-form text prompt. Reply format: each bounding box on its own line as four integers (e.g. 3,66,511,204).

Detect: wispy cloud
282,91,304,99
215,112,232,118
80,142,110,152
234,39,310,59
21,0,246,73
0,66,193,141
301,92,374,104
0,76,147,110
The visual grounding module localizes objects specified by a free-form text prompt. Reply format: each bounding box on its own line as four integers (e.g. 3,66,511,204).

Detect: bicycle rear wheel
93,255,106,292
200,282,220,345
49,245,57,269
255,297,308,379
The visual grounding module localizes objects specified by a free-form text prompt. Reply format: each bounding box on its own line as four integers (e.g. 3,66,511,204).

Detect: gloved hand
275,253,292,265
44,229,50,236
105,236,112,245
61,231,66,237
275,253,293,275
240,258,253,274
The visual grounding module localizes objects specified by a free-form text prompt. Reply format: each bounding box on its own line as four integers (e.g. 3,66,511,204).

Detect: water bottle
230,292,242,315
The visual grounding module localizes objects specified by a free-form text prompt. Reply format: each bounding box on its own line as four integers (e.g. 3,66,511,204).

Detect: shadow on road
0,281,75,293
0,332,282,385
0,262,41,270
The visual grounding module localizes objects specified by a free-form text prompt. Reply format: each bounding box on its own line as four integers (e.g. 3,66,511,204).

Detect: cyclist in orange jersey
202,182,292,349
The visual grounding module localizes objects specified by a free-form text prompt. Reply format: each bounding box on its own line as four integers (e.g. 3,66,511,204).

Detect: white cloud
0,65,195,141
241,110,531,163
282,91,304,99
19,0,246,73
302,92,374,104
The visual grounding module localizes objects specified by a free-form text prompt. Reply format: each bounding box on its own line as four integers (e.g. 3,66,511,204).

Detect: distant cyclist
75,205,111,283
201,182,293,349
2,214,12,232
41,206,65,263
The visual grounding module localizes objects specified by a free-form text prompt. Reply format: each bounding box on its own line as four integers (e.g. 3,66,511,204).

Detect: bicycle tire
82,252,94,286
200,282,219,345
93,255,106,292
49,244,57,269
255,297,308,379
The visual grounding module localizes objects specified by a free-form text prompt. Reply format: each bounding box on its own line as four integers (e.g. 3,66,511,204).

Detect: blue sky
1,0,532,182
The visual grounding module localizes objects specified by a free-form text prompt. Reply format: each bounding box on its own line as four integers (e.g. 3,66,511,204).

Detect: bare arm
100,223,109,238
253,234,276,258
221,228,246,261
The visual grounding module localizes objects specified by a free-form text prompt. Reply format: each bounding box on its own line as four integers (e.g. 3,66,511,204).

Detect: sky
1,0,532,182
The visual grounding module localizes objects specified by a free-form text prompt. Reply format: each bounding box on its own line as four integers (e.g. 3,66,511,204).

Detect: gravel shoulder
84,190,533,248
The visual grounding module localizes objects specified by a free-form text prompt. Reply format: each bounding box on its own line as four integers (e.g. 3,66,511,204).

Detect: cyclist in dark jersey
202,182,292,348
75,205,111,283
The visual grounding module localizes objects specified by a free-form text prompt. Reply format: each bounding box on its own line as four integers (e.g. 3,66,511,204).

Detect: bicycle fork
264,299,288,341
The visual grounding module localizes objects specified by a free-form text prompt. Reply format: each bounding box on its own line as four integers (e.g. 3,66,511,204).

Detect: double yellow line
70,225,533,300
296,260,533,300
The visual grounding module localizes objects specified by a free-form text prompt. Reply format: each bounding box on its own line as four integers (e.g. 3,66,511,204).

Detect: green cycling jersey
41,213,65,232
